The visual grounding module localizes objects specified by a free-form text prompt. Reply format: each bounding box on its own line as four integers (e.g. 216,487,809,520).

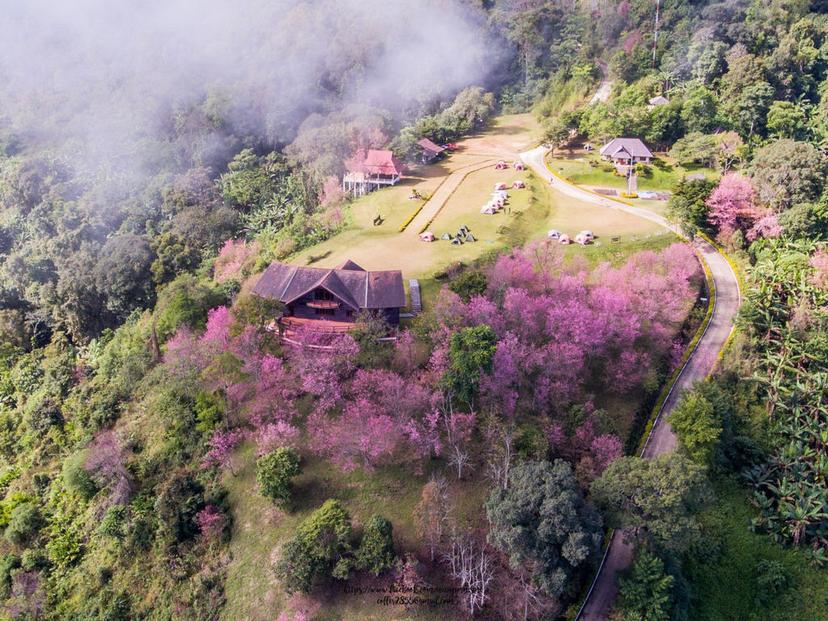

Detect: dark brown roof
253,261,406,309
417,138,445,155
336,259,365,271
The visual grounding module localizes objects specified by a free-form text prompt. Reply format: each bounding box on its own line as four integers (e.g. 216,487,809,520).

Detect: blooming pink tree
164,327,206,377
811,248,828,289
196,504,227,540
202,428,244,474
308,401,400,472
746,211,782,241
591,434,623,473
288,328,358,411
202,306,234,349
706,173,779,242
254,421,300,456
244,354,297,426
214,239,260,283
85,430,132,506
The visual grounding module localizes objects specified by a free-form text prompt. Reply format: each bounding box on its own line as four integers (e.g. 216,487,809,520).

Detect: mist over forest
0,0,495,173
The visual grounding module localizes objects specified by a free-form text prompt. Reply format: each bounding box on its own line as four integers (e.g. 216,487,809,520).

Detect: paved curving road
520,146,741,621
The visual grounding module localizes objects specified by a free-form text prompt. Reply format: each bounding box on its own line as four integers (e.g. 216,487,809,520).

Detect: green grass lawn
547,152,718,192
222,444,492,621
685,478,828,621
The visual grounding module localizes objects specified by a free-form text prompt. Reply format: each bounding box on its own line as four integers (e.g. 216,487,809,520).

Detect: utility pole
652,0,661,67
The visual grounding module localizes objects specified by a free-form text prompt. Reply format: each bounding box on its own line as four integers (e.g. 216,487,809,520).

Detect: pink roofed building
342,149,402,197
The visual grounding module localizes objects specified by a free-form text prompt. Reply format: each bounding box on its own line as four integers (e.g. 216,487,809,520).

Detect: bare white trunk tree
448,444,472,480
441,394,474,480
484,421,514,491
443,532,494,616
419,474,452,561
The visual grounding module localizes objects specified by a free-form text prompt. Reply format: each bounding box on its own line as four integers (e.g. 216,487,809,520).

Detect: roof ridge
321,270,361,310
280,265,299,300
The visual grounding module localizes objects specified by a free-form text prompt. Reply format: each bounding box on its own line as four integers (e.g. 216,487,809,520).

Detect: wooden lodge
252,259,406,334
599,138,654,166
417,138,446,164
342,149,402,197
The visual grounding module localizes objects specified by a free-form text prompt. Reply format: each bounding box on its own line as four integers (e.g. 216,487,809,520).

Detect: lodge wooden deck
274,315,398,350
278,316,354,335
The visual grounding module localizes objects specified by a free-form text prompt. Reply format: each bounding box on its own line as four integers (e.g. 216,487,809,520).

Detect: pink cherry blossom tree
706,173,779,242
196,504,227,540
254,421,300,456
811,248,828,289
214,239,260,283
85,430,132,506
202,428,244,474
287,328,358,411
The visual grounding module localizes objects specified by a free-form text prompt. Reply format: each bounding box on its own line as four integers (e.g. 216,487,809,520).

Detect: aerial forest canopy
1,0,828,620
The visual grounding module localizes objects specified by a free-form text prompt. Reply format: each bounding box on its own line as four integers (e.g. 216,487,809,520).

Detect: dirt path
588,60,613,105
404,158,496,236
521,146,741,621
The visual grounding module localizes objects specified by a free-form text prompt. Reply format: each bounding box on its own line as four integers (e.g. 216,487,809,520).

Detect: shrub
449,271,488,302
194,391,225,436
5,502,43,546
62,451,98,500
617,549,674,621
755,560,792,605
154,275,226,342
356,515,395,576
0,554,19,598
256,447,301,508
153,474,204,547
514,423,548,460
669,389,722,466
20,548,49,571
275,499,353,593
25,393,63,433
99,506,127,540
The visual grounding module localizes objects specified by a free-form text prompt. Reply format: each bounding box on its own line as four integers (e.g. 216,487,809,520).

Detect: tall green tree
444,324,497,406
591,454,711,552
275,499,353,593
256,447,301,509
355,515,395,576
617,549,675,621
751,139,828,211
486,460,602,599
669,389,722,466
666,177,716,235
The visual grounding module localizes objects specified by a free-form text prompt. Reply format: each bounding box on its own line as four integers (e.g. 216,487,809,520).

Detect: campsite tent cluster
547,229,595,245
495,160,525,171
482,178,524,215
482,187,509,215
420,225,475,244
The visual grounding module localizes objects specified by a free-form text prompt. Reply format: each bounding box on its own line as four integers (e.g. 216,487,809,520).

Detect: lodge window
315,308,335,316
315,289,334,301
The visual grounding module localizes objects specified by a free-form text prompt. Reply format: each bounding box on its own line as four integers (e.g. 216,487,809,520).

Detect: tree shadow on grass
306,250,333,265
291,470,358,513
